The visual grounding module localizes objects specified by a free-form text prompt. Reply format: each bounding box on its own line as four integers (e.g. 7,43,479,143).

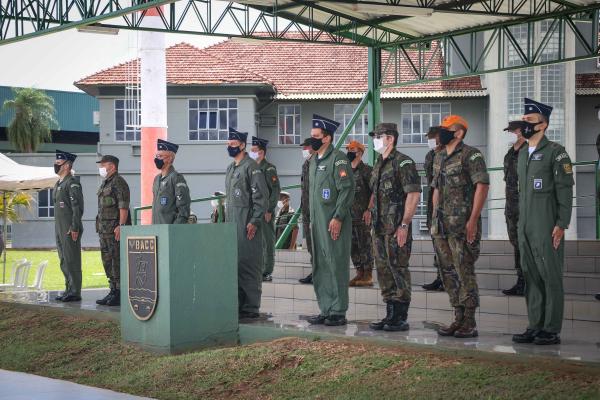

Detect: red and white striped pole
139,7,167,224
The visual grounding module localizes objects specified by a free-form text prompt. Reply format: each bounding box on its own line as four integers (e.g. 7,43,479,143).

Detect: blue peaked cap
313,114,340,135
55,150,77,162
228,127,248,142
524,98,553,121
252,136,269,148
157,139,179,153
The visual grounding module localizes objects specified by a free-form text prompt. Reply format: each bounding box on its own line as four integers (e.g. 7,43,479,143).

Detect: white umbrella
0,152,58,282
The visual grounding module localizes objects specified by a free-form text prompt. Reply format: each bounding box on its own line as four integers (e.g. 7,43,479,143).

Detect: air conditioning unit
93,111,100,126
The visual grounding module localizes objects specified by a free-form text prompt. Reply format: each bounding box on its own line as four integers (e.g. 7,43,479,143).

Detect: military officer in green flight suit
53,150,84,302
513,98,574,346
225,128,269,320
249,136,281,282
306,114,355,327
151,139,191,225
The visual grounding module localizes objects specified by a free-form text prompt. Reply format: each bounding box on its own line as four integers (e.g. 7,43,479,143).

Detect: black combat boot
383,302,410,332
324,314,347,326
105,289,120,306
61,294,82,302
299,273,313,284
512,328,539,343
533,330,561,345
454,307,478,338
369,302,393,330
239,311,260,320
55,292,66,301
502,276,525,296
96,289,114,305
307,314,327,325
438,307,464,336
262,273,273,282
422,277,443,291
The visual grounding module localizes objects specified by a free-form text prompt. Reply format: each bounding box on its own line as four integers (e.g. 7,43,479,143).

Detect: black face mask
154,157,165,169
227,145,242,158
53,164,62,174
521,121,540,139
310,137,323,151
346,152,357,162
439,129,456,146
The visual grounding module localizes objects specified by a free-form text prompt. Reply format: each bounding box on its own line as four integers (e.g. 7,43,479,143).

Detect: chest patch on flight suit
317,165,326,171
533,179,543,190
322,189,330,199
59,201,65,208
531,153,543,161
234,188,241,197
160,196,168,205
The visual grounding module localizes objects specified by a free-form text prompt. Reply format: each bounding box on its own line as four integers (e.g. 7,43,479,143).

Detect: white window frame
401,103,451,144
278,104,301,145
114,99,141,142
333,104,369,144
38,189,54,219
188,98,238,142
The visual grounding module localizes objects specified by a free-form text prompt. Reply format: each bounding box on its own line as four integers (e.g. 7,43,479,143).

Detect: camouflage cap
368,123,398,137
299,137,312,147
96,155,119,166
426,126,442,138
503,120,528,132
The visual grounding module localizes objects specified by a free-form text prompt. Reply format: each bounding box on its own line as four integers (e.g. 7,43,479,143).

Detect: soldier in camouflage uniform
299,138,314,284
422,127,445,292
95,155,130,307
53,150,84,302
366,123,421,332
431,115,490,338
210,191,226,223
250,136,281,282
275,191,298,250
345,140,374,287
152,139,191,224
502,120,528,296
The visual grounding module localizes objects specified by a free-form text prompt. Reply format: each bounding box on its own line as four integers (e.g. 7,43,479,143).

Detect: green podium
120,223,239,353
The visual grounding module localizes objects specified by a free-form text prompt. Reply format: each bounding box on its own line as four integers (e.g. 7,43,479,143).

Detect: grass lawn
0,304,599,399
1,249,108,290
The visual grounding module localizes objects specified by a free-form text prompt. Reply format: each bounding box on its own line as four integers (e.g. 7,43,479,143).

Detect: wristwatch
399,223,409,230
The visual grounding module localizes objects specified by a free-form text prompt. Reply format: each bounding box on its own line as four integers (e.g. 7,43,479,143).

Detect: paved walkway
0,370,152,400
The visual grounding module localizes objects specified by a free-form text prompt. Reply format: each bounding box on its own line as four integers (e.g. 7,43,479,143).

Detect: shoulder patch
176,182,187,188
266,166,276,172
562,163,573,174
469,153,483,162
70,184,80,189
555,152,569,162
399,159,413,168
335,159,348,167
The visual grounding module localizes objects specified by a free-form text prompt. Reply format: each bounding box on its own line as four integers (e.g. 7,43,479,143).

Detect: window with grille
333,104,369,144
188,99,238,141
278,105,301,145
38,189,54,218
401,103,451,144
115,99,141,141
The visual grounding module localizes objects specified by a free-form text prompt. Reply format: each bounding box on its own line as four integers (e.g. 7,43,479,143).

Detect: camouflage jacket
258,159,281,214
300,157,311,223
96,172,130,234
432,141,489,235
503,141,526,218
351,161,373,225
275,206,296,248
424,148,438,228
370,149,421,235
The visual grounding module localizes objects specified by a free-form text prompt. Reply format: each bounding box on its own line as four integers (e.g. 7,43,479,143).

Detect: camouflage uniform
96,173,130,291
503,142,526,279
301,158,313,260
275,205,295,249
431,142,489,310
350,160,373,272
258,159,281,276
424,149,442,281
371,149,421,303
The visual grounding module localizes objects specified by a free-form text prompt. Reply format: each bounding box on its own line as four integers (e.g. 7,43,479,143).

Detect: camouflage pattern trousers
351,223,374,271
303,219,313,263
99,234,120,290
373,233,412,303
433,234,480,308
505,212,523,277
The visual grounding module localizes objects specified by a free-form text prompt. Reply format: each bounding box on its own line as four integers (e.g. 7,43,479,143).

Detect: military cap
441,115,469,130
228,127,247,143
426,126,442,138
96,155,119,166
368,122,398,137
524,98,553,121
55,150,77,162
252,136,269,149
346,140,365,152
214,191,225,196
280,191,291,198
503,120,528,132
312,114,340,135
300,137,312,147
157,138,179,153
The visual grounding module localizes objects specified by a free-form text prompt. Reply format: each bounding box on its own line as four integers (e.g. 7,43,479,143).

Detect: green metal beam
367,46,380,166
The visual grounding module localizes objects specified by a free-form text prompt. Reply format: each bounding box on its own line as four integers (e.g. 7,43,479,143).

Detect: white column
564,30,578,239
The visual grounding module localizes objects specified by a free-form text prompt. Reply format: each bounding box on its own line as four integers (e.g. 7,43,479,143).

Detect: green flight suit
258,159,281,275
309,145,355,317
151,166,191,224
96,173,130,290
53,175,84,297
225,153,269,313
517,135,574,334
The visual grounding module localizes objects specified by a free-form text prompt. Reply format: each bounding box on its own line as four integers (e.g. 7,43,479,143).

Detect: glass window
333,104,369,144
401,103,451,144
188,98,238,141
114,99,141,142
278,104,301,145
38,189,54,218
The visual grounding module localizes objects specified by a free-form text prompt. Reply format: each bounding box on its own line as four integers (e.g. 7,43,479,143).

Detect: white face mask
507,132,518,145
373,138,386,154
277,201,284,209
98,167,108,178
302,149,311,160
249,151,260,160
427,138,437,150
210,200,219,208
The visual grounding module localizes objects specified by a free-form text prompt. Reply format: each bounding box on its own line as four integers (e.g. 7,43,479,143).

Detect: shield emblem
127,236,158,321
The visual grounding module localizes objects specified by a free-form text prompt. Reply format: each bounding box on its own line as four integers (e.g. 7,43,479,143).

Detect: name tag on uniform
317,165,326,171
531,153,543,161
160,196,168,205
384,181,392,190
322,189,330,199
234,188,241,197
59,201,65,208
533,179,543,190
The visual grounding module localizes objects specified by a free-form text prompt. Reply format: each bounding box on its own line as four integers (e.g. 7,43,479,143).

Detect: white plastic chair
0,259,28,288
14,261,32,289
28,260,48,290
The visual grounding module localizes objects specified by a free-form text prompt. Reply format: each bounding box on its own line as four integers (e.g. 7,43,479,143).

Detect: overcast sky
0,28,224,93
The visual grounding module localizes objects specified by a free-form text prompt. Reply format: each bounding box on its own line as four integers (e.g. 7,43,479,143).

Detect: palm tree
0,192,33,223
2,88,58,153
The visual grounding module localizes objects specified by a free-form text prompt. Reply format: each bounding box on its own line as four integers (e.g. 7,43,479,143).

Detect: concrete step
262,279,600,322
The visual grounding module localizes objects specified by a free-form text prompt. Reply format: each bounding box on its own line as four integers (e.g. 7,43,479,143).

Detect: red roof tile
576,73,600,95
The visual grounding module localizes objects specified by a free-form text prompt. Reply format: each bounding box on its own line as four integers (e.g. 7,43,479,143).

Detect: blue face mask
227,145,242,158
